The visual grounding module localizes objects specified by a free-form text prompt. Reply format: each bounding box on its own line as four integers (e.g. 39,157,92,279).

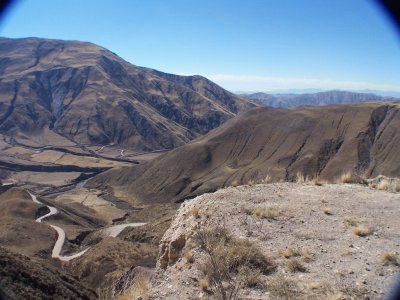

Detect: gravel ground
149,183,400,299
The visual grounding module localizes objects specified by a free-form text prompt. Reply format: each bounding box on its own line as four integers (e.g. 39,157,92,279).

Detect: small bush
184,250,195,263
296,172,306,183
199,277,209,291
247,179,256,186
280,247,302,259
343,216,360,226
337,171,354,184
194,227,275,299
381,252,400,266
267,274,299,300
263,174,272,183
323,208,332,215
115,276,149,300
352,226,371,237
253,206,282,220
191,207,200,219
311,177,325,186
286,258,306,273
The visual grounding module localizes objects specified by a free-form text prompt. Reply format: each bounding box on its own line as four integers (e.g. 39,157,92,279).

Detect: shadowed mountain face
91,102,400,204
0,37,255,151
243,90,399,108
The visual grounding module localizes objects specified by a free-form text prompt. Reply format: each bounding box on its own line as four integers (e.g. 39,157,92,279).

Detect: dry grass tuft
231,180,239,187
194,227,275,298
191,207,200,219
286,258,306,273
381,252,400,266
247,179,256,186
199,277,209,291
184,250,195,263
267,274,299,299
115,276,149,300
253,205,282,220
336,171,354,184
368,176,400,192
280,247,302,259
296,172,306,183
311,177,325,186
343,216,361,227
352,226,372,237
263,174,272,183
323,208,332,215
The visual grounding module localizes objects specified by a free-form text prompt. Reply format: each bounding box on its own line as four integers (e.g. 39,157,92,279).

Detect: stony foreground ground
145,183,399,300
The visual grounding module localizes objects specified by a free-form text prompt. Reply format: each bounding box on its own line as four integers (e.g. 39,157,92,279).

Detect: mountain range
0,37,256,152
243,90,399,108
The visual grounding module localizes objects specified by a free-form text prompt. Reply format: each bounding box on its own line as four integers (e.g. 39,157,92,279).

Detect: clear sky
1,0,399,93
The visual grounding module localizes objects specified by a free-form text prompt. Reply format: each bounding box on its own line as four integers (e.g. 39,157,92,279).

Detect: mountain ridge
90,102,400,204
0,37,256,152
242,90,399,108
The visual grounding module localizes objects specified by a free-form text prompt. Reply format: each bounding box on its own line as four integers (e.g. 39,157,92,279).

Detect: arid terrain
92,102,400,204
132,182,400,300
0,36,399,300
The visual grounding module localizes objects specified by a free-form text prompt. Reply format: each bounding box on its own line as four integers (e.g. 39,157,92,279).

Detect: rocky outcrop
149,183,400,299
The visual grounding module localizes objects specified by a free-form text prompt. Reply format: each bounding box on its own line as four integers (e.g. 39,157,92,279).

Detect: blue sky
1,0,399,93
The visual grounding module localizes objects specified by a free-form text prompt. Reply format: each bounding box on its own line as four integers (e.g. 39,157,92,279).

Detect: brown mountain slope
0,37,255,151
0,246,97,300
90,102,400,203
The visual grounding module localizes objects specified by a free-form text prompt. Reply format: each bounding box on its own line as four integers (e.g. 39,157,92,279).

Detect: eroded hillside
91,102,400,204
0,37,256,152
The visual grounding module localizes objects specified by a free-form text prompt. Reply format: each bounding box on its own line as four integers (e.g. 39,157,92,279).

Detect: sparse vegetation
296,172,306,183
371,177,400,193
184,250,195,263
267,274,299,300
247,179,256,186
343,216,361,227
191,207,200,219
323,208,332,215
381,252,400,266
263,174,272,183
311,176,325,186
286,257,306,273
337,171,354,184
194,227,275,299
352,226,372,237
253,206,282,220
280,247,302,258
115,276,150,300
199,277,209,291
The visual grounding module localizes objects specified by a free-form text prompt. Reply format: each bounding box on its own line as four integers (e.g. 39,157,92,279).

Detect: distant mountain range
0,37,256,152
241,90,399,108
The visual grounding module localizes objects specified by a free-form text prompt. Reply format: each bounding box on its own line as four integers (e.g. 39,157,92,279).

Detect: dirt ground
149,182,400,299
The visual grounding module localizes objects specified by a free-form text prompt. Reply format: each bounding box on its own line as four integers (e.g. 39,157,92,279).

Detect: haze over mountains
242,90,399,108
0,37,255,152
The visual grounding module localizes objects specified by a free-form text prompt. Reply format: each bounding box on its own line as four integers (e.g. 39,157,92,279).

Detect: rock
159,234,186,270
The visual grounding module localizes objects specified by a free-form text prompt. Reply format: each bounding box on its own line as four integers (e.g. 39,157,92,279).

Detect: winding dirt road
29,191,147,261
29,192,90,261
